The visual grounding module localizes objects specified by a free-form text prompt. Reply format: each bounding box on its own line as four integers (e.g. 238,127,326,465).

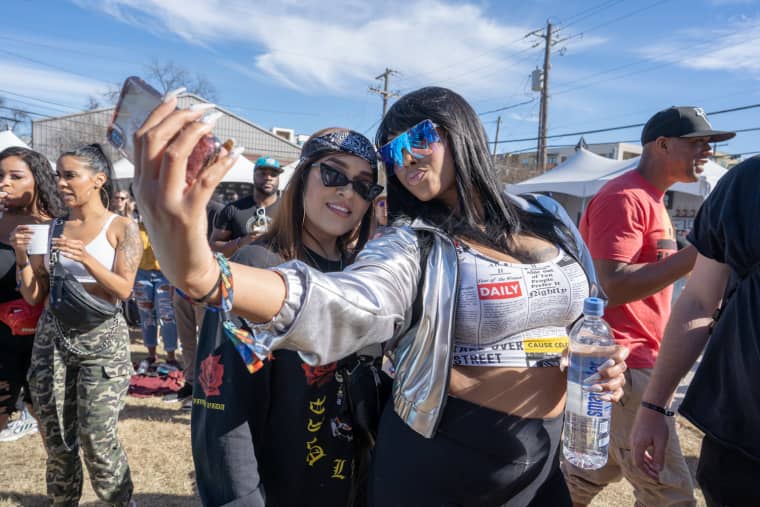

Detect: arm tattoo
117,219,143,274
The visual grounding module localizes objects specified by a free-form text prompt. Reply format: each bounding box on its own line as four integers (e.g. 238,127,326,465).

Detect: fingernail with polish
201,111,223,125
582,384,603,392
599,394,613,401
229,147,245,160
583,373,602,384
163,86,187,102
190,103,217,112
596,359,615,372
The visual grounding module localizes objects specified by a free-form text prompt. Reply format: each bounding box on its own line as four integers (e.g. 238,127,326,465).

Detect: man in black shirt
211,157,282,256
631,155,760,507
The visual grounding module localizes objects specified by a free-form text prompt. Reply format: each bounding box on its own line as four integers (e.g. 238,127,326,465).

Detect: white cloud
639,17,760,75
72,0,562,98
709,0,756,5
0,60,111,108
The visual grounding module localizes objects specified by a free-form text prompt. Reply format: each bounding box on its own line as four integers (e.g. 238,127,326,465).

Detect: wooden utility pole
493,115,502,157
536,20,553,173
369,68,399,118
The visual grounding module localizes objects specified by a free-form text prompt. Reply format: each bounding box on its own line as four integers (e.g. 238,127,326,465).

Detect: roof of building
32,93,301,150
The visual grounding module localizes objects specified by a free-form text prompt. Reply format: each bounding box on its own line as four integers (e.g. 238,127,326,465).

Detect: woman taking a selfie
18,144,141,507
1,147,64,434
133,87,628,506
192,127,384,507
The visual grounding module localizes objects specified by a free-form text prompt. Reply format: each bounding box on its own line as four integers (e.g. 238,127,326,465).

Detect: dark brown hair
258,127,376,263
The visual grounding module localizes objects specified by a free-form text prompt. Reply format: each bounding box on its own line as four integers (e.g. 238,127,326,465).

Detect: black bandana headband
300,129,378,175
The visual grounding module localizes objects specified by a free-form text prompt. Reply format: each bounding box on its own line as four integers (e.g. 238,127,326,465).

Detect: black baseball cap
641,106,736,145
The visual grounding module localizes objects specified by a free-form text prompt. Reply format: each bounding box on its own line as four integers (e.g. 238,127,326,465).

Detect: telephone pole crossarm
369,68,400,118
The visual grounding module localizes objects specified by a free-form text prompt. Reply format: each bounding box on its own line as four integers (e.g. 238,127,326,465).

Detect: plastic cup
27,224,50,255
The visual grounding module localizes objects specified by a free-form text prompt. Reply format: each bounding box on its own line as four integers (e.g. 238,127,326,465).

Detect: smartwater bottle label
566,356,612,418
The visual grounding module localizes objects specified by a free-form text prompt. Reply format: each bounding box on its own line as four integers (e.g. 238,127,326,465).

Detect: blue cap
583,297,605,317
254,157,283,173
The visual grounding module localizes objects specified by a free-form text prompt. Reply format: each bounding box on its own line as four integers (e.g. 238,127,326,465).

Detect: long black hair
58,143,114,208
0,146,65,218
376,87,574,258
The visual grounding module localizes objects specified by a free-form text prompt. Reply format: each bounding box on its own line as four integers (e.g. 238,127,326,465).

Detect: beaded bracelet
175,253,226,308
176,253,268,373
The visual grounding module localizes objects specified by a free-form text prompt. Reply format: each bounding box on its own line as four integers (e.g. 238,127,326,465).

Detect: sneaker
136,356,156,375
156,363,180,376
162,382,193,403
0,415,38,442
165,359,183,370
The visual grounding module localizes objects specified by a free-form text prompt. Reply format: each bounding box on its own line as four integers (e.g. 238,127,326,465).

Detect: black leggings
0,330,33,415
369,397,571,507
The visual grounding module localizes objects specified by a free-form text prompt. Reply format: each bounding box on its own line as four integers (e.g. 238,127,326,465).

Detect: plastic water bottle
563,296,616,470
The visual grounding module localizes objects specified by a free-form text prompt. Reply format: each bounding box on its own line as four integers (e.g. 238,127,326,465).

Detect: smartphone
108,76,224,182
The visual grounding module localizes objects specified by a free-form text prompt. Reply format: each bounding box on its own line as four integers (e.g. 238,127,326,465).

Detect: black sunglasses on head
314,162,383,202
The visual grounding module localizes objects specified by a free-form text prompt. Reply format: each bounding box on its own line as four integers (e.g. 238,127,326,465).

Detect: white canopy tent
0,130,56,170
0,130,29,151
592,158,726,197
507,148,635,198
111,156,299,188
507,147,727,223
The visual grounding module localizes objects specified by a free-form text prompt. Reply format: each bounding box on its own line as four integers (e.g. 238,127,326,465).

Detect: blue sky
2,0,759,158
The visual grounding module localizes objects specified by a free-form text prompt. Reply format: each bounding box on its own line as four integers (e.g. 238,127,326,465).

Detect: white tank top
453,241,589,368
45,214,118,283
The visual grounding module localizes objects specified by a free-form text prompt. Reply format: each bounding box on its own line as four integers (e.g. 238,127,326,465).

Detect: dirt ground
0,332,706,507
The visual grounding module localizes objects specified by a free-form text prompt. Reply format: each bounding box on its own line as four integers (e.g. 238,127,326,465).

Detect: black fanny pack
338,354,392,449
48,218,120,333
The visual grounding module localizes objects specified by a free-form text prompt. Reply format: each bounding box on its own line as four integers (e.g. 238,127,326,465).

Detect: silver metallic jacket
250,193,601,438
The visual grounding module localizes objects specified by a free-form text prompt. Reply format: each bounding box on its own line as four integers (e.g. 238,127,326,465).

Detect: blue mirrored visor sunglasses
314,162,384,202
378,119,441,176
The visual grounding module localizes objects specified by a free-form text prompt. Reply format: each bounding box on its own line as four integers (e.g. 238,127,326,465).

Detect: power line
0,48,322,118
0,47,111,86
492,103,760,144
0,34,142,66
559,0,626,29
549,14,760,107
478,98,536,116
0,88,83,113
566,0,673,38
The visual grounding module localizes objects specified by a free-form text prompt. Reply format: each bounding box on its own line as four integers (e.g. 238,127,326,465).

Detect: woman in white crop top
133,88,630,506
17,144,142,507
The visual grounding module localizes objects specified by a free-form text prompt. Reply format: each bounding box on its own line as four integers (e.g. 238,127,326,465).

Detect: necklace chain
304,247,343,272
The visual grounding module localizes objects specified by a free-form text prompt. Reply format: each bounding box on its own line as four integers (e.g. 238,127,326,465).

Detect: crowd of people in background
0,85,757,507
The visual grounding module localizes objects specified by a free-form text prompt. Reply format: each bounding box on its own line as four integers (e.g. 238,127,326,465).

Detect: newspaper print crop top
453,241,589,368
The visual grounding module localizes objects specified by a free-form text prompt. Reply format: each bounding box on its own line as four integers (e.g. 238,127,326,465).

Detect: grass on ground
0,330,706,506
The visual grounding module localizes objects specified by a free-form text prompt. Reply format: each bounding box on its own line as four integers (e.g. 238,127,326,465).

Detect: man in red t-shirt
563,106,735,507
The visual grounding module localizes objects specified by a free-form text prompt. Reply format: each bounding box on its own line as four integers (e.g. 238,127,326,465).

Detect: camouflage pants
28,310,134,507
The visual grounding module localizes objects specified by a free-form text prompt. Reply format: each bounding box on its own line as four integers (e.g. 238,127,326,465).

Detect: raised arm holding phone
129,84,631,506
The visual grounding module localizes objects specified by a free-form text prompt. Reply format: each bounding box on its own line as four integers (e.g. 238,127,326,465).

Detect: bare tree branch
0,96,31,134
144,60,218,101
101,83,122,106
85,95,101,111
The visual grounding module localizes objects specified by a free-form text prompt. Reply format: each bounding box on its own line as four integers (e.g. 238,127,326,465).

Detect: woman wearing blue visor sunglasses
132,86,628,507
